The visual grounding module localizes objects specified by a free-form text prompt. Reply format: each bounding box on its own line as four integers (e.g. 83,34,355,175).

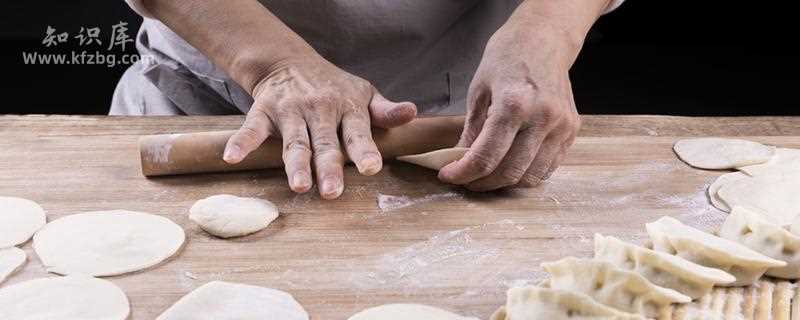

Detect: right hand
222,55,417,199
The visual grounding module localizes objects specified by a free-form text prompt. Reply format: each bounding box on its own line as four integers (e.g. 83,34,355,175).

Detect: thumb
369,89,417,129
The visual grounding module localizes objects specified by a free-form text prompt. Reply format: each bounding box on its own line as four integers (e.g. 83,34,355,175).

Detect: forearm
141,0,318,94
504,0,611,65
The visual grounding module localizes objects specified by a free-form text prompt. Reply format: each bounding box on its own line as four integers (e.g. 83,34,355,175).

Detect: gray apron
111,0,524,116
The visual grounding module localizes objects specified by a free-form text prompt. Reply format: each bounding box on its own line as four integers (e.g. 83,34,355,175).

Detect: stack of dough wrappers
492,139,800,320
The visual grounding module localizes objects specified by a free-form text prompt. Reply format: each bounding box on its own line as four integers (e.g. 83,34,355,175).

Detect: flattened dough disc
738,148,800,176
718,171,800,226
396,147,469,170
0,247,26,285
0,196,46,248
190,194,279,238
157,281,308,320
707,172,749,212
348,304,478,320
674,138,774,169
0,275,130,320
33,210,185,276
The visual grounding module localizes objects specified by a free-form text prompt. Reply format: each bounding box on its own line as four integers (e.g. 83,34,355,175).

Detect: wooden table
1,115,798,319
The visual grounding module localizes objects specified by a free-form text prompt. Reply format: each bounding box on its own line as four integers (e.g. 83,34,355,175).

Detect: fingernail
359,156,382,175
292,172,310,192
223,144,241,163
321,178,342,199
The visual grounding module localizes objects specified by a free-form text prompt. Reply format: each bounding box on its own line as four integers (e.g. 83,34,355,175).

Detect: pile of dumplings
491,210,799,320
492,138,800,320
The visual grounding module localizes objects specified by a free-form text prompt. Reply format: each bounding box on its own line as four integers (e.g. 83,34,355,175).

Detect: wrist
229,39,319,95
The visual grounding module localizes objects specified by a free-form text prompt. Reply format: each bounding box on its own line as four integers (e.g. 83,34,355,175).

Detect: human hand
223,55,417,199
439,20,582,191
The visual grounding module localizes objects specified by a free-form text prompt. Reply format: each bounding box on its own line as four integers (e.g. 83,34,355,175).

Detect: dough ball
0,196,46,248
0,247,26,285
0,275,130,320
156,281,308,320
33,210,185,276
348,304,477,320
189,194,279,238
674,138,774,169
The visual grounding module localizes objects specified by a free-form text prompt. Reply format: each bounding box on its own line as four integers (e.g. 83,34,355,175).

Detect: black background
1,1,797,115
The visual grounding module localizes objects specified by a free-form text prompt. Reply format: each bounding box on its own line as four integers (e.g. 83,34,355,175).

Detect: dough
707,172,748,212
0,275,130,320
673,138,774,169
0,196,46,248
396,147,469,170
717,170,800,226
33,210,185,276
0,247,26,285
348,303,477,320
189,194,279,238
157,281,308,320
541,257,689,317
491,287,644,320
738,148,800,176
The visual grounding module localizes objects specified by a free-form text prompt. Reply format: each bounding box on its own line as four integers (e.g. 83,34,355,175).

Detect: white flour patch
376,192,463,213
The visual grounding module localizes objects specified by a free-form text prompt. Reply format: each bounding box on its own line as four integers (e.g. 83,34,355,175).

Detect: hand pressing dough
349,303,478,320
396,147,469,170
707,172,748,212
0,275,130,320
33,210,185,276
0,247,26,285
738,148,800,176
0,196,46,248
157,281,308,320
717,170,800,226
189,194,279,238
673,138,774,169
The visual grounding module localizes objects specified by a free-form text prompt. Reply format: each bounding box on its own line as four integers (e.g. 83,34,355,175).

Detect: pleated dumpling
719,206,800,279
646,216,785,286
594,234,735,299
490,287,645,320
541,257,690,317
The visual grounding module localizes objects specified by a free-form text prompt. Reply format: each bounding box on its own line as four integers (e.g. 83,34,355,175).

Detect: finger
277,112,313,193
369,90,417,129
465,127,547,192
305,106,345,200
341,108,382,176
457,82,491,147
518,133,570,188
439,104,523,185
224,108,274,164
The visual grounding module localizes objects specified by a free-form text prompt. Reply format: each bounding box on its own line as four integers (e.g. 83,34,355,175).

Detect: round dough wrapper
738,148,800,176
0,196,46,248
0,247,26,285
674,138,774,169
0,275,130,320
33,210,185,276
396,148,469,170
717,171,800,226
189,194,279,238
707,172,749,212
348,304,478,320
156,281,308,320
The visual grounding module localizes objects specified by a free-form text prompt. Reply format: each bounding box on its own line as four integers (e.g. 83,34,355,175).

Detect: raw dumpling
646,216,785,286
348,303,477,320
673,138,774,169
541,257,690,317
396,148,469,170
737,148,800,176
717,170,800,226
707,172,749,212
189,194,279,238
490,286,644,320
594,234,735,299
719,206,800,279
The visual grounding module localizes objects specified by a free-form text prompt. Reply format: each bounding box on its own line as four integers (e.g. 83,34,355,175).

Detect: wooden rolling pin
139,116,464,176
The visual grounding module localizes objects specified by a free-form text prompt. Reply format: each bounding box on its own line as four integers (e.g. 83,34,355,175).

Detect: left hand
439,19,583,191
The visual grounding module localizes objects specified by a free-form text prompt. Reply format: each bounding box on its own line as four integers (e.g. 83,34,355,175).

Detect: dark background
1,1,797,115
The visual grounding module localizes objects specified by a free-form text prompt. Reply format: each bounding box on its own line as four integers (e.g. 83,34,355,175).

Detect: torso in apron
136,0,523,115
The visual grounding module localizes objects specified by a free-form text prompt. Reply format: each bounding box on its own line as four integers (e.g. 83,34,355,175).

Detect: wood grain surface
1,115,799,319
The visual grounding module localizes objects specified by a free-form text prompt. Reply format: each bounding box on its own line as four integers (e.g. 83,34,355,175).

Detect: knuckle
344,131,369,147
305,92,339,109
284,139,311,154
238,125,262,143
468,152,497,175
499,90,528,118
